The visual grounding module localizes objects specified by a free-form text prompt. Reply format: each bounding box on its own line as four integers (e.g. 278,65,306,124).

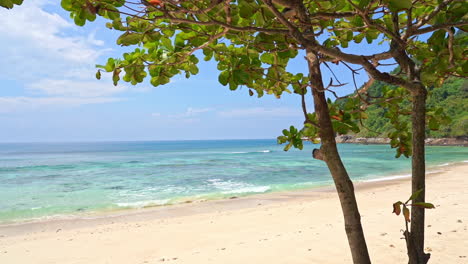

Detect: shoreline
1,160,466,235
1,163,467,263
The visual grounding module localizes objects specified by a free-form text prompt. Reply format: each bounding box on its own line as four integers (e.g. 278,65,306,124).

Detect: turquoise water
0,140,466,223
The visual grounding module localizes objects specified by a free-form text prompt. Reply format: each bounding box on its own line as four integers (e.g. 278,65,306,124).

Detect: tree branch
411,0,456,31
413,22,468,35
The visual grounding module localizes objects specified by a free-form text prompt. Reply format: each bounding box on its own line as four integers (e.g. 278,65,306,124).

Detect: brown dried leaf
393,202,402,215
403,207,410,222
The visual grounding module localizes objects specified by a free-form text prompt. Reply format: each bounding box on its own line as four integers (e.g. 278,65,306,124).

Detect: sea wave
222,186,270,194
207,178,270,194
361,168,447,183
229,150,272,154
437,163,450,167
362,173,411,183
115,199,170,208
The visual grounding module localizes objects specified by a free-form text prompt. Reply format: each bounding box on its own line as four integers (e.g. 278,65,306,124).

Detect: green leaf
412,202,435,209
160,37,173,51
104,58,116,72
354,33,365,43
95,70,101,80
229,81,237,91
239,2,254,19
150,76,159,87
117,33,141,46
385,0,412,11
162,28,174,37
189,64,199,75
358,0,370,8
218,71,229,86
260,53,275,65
233,69,249,85
74,14,86,27
60,0,72,10
0,0,14,9
408,188,424,202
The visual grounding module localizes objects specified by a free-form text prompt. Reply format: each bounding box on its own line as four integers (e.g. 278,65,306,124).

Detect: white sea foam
208,178,270,194
223,186,270,194
362,168,446,183
116,199,170,208
362,173,411,183
437,163,450,167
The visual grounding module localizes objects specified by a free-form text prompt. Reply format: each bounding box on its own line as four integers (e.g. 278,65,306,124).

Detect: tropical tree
2,0,466,263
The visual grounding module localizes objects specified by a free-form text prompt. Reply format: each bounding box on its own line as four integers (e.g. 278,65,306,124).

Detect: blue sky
0,0,393,142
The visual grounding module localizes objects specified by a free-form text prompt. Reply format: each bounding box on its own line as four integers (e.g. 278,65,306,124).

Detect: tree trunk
408,85,430,264
306,50,371,264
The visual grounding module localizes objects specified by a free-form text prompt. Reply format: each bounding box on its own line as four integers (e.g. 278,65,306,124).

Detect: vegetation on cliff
353,77,467,138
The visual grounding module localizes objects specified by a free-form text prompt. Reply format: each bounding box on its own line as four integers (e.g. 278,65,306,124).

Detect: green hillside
351,77,467,138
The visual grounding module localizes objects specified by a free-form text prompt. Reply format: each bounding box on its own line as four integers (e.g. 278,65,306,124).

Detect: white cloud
152,107,299,121
0,96,122,113
28,79,128,97
218,107,300,118
151,107,213,123
183,107,213,116
62,68,98,80
0,1,101,67
0,1,148,112
87,30,105,46
167,107,214,119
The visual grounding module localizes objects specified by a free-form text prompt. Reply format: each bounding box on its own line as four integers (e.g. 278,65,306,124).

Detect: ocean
0,139,466,224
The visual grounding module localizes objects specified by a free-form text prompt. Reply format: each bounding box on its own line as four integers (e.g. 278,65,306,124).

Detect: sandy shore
1,163,467,264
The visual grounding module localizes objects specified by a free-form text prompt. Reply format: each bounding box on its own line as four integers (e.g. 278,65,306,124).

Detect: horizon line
0,138,279,144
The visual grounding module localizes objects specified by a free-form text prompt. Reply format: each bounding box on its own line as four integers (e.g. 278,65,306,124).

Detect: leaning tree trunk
306,50,371,264
408,85,430,264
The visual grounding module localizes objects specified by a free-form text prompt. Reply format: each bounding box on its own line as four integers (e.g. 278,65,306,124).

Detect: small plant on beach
393,189,436,262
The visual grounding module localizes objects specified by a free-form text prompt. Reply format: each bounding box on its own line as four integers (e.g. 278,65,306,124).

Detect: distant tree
3,0,466,263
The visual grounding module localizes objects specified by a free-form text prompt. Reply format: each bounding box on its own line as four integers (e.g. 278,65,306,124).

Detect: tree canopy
55,0,467,158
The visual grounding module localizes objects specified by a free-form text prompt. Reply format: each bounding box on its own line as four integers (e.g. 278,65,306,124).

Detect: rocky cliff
335,135,468,146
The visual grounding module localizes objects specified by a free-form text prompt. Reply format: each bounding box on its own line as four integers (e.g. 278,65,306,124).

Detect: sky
0,0,393,142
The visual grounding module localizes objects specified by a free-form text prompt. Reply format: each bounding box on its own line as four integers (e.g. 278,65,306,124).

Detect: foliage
356,77,467,139
0,0,22,9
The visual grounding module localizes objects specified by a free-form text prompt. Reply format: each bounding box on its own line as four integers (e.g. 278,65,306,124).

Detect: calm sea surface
0,139,466,223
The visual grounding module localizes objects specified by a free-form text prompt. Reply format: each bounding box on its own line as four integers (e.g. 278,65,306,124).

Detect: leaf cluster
0,0,23,9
